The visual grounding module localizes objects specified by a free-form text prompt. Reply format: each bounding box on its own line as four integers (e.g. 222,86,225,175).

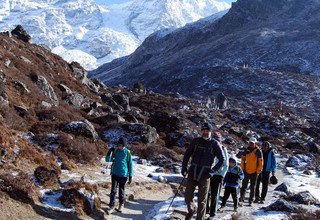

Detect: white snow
0,0,230,70
40,189,75,212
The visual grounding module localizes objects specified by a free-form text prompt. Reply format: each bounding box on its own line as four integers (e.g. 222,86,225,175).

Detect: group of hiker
103,122,277,220
182,122,277,220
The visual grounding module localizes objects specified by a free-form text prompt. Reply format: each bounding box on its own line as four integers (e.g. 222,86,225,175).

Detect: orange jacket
240,145,263,174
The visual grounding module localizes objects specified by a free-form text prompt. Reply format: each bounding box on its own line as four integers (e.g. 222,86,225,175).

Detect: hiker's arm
211,143,225,172
271,152,277,174
240,154,245,170
128,151,133,178
220,150,229,177
239,167,244,180
256,150,263,174
181,140,196,174
105,148,115,162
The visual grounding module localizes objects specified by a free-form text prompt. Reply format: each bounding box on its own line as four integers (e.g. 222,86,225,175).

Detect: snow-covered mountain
0,0,230,70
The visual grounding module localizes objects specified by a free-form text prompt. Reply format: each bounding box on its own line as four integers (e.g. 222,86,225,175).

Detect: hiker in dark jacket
254,141,277,204
105,137,133,214
181,122,225,220
219,156,244,212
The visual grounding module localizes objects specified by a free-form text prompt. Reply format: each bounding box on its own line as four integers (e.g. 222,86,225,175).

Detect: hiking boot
254,198,260,203
248,202,253,207
206,217,214,220
186,205,197,220
217,206,225,212
260,199,265,204
116,203,123,213
106,206,115,215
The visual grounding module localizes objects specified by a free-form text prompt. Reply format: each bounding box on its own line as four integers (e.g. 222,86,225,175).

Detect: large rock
65,92,84,109
286,156,301,167
57,84,72,94
308,142,320,154
34,166,60,189
274,182,290,194
13,105,28,117
286,191,319,205
11,25,31,43
33,75,59,106
112,94,130,111
165,131,188,148
264,199,298,213
148,111,181,134
62,120,99,141
92,114,126,126
69,62,99,93
12,80,30,93
122,123,158,144
284,142,306,151
216,93,228,109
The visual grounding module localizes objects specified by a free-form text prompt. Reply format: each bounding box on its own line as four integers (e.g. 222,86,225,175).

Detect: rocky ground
0,27,319,220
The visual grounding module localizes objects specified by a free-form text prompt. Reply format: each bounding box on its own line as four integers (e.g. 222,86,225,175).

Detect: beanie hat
249,137,257,143
117,137,127,147
229,155,237,163
201,122,213,131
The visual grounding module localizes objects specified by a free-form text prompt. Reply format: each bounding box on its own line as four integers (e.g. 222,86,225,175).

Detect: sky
95,0,236,5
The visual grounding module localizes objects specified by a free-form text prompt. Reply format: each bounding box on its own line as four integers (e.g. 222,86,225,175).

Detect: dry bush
56,133,106,164
0,172,38,204
0,104,27,131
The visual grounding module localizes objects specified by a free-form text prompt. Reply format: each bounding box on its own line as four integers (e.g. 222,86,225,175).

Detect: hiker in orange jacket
239,137,263,206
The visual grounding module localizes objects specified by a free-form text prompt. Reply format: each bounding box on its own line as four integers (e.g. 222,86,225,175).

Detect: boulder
284,142,306,151
274,182,290,194
308,142,320,154
158,175,167,183
121,113,139,123
14,105,28,117
0,89,8,105
65,93,84,109
0,71,6,83
33,75,59,106
137,159,147,165
11,25,31,43
12,80,30,93
286,191,319,205
216,93,228,109
122,124,158,144
41,101,52,109
100,93,113,103
34,166,60,189
264,199,298,213
69,62,99,93
58,84,72,94
92,114,126,126
229,126,243,137
90,102,102,109
62,120,99,141
165,131,187,148
155,167,165,173
148,111,181,134
112,94,130,111
286,156,301,167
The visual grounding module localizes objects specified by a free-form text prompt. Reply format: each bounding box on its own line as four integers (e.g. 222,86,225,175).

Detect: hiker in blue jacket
219,156,244,212
254,141,277,204
105,137,133,213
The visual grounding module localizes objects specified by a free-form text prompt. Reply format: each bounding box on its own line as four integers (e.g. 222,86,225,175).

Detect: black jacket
182,137,225,181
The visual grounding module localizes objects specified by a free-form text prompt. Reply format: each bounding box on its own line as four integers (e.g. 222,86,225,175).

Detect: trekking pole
165,175,186,214
106,151,113,176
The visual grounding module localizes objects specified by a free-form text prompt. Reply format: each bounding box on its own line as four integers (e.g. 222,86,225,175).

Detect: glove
181,168,187,177
128,176,132,184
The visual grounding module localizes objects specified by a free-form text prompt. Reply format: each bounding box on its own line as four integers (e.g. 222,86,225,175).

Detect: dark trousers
221,186,238,208
109,174,127,207
206,175,223,217
240,172,257,203
255,172,270,200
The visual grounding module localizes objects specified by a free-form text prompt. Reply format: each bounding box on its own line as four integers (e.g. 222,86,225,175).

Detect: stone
41,101,52,109
216,93,228,109
158,175,167,183
274,182,290,194
11,25,31,43
165,131,187,148
287,191,319,205
286,156,301,167
0,71,6,83
308,142,320,154
33,75,59,106
58,84,72,94
69,62,99,93
148,111,181,134
62,120,99,141
264,199,298,213
13,105,28,117
138,159,147,165
284,142,306,151
92,114,126,126
112,94,130,111
155,167,165,173
65,92,84,108
12,80,30,93
122,123,158,144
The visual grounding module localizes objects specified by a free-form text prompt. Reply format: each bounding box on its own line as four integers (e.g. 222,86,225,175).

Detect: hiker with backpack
181,122,225,220
239,137,263,206
105,137,133,214
254,141,277,204
206,132,229,219
218,155,244,212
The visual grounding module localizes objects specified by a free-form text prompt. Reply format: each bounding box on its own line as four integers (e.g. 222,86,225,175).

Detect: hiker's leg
261,172,270,200
249,173,258,203
209,175,223,216
255,173,262,201
206,178,212,213
230,187,238,208
109,175,118,206
185,174,197,214
240,173,249,201
196,177,210,220
221,186,232,207
118,176,128,205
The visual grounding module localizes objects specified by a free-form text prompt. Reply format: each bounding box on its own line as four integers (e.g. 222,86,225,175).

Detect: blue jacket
106,147,133,177
263,148,277,173
212,146,229,177
224,165,244,188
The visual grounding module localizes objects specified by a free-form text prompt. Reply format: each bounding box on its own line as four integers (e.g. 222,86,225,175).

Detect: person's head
229,157,236,167
262,141,271,152
248,137,257,148
117,137,127,151
201,122,213,139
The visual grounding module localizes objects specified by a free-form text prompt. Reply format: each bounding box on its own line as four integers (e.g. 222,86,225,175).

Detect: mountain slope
0,0,230,70
90,0,320,118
